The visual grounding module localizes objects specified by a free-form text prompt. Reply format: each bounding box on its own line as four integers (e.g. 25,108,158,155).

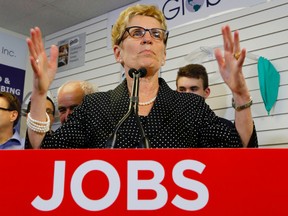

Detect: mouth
139,49,155,55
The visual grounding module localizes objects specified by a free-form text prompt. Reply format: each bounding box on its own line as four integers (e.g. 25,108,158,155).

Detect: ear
161,49,167,66
10,111,18,124
113,45,122,63
204,87,211,99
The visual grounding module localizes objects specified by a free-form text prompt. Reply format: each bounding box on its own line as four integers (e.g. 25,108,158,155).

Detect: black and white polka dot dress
37,78,257,149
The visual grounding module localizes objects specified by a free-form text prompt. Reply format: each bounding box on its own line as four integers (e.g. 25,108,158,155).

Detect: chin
141,61,161,69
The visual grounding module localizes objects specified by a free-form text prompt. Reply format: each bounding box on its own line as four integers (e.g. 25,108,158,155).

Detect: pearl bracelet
27,112,50,134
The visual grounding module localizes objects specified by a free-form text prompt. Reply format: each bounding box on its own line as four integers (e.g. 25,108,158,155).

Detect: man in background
25,80,97,149
26,96,56,132
57,80,97,124
25,95,56,149
0,91,24,149
176,64,211,97
176,63,257,147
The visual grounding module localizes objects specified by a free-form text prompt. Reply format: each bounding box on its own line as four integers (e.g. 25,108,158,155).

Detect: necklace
139,96,157,106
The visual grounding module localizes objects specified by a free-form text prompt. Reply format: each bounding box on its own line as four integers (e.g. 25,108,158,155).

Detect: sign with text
0,64,25,101
57,33,86,72
0,31,27,130
0,31,27,69
0,149,287,215
106,0,267,48
0,31,27,102
157,0,267,29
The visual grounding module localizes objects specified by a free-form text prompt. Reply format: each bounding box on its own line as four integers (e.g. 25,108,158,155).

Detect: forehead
46,99,54,110
0,97,8,106
177,77,204,87
58,87,84,106
128,15,162,28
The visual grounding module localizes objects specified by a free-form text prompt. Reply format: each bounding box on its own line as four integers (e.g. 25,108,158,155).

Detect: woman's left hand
214,25,249,97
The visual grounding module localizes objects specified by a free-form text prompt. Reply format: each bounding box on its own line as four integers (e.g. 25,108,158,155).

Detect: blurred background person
57,80,98,124
176,64,210,96
0,91,24,150
25,95,56,149
24,81,97,148
26,96,56,132
176,63,257,147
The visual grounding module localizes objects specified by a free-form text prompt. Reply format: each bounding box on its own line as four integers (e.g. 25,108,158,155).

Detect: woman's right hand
26,27,59,149
26,27,59,95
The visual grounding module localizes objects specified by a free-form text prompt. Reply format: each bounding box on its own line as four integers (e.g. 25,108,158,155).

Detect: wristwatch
232,97,253,111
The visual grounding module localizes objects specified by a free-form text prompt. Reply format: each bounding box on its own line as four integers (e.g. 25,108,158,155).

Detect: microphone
106,67,151,149
128,67,151,149
128,67,147,78
128,67,146,112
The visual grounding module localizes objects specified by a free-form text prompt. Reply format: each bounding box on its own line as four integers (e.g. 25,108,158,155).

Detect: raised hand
26,27,59,95
214,25,253,147
214,25,249,97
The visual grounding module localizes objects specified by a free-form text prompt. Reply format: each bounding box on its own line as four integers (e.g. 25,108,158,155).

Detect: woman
26,4,257,149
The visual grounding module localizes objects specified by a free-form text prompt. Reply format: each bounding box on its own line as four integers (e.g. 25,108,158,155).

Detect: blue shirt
0,130,25,150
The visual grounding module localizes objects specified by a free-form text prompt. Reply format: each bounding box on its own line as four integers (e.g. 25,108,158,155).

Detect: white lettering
172,160,209,210
127,160,168,210
0,85,21,96
71,160,120,211
31,161,65,211
32,159,208,212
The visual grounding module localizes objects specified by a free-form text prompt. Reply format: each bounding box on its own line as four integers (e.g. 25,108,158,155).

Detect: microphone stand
106,68,150,149
131,70,151,149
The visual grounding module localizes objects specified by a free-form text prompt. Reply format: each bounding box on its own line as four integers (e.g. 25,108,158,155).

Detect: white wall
42,0,288,147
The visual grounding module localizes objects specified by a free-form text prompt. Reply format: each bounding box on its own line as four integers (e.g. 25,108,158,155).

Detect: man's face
57,85,84,124
176,77,210,99
0,97,17,130
45,99,55,129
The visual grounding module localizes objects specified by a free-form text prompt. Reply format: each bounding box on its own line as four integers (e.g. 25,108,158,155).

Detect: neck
127,75,159,116
127,74,159,98
0,127,14,144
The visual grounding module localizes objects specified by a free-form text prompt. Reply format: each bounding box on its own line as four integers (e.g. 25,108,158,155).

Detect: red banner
1,149,288,215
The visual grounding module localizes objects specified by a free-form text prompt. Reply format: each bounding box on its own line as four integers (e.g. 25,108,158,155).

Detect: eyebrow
58,104,80,110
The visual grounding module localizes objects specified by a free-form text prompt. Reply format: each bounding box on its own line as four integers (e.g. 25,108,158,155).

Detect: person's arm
26,27,58,149
214,25,253,147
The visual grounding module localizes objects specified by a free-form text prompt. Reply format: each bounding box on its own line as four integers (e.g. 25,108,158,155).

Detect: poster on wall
154,0,268,29
107,0,267,81
107,0,267,47
0,30,27,131
0,64,25,101
57,33,86,72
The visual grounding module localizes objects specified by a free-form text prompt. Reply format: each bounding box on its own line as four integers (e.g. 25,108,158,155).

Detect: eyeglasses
0,107,13,111
118,26,169,45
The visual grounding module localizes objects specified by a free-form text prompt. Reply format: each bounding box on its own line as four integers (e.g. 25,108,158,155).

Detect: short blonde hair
111,4,167,46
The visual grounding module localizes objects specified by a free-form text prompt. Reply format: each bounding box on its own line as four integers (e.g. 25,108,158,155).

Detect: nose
141,31,152,44
65,108,73,120
60,108,73,124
